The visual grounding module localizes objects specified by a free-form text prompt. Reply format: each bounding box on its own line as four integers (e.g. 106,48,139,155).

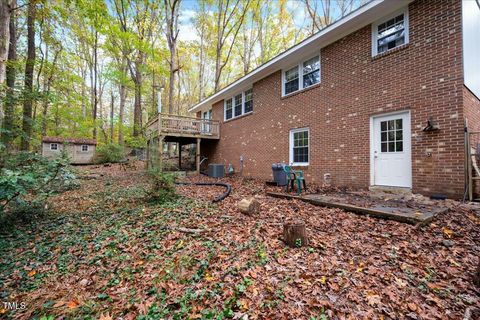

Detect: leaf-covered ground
1,164,479,319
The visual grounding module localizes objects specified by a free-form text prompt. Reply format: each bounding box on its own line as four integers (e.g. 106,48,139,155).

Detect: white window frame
223,88,253,121
371,7,409,57
224,98,233,121
282,53,321,97
81,145,89,152
289,127,310,166
50,143,58,151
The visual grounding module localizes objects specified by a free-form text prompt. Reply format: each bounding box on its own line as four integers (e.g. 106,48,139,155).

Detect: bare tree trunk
40,47,60,137
1,0,16,150
165,0,180,115
21,0,36,151
118,68,126,145
80,62,87,118
214,0,250,92
110,90,114,143
92,29,98,139
198,17,205,102
133,55,142,137
0,0,12,86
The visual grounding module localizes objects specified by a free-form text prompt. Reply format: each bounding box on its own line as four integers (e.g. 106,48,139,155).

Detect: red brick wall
202,0,465,198
464,87,480,132
464,86,480,197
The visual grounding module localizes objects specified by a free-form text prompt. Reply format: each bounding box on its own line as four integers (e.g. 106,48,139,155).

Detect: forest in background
0,0,365,152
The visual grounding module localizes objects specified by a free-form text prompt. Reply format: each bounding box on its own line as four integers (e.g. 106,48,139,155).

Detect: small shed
42,137,97,164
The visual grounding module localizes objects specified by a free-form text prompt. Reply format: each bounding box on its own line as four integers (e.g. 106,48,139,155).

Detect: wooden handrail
146,112,220,139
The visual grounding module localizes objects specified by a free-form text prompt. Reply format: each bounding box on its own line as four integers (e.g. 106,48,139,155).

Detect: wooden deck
146,113,220,140
145,113,220,172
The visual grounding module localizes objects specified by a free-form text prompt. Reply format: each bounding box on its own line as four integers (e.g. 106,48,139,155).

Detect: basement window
282,54,321,96
289,128,309,166
372,8,409,56
50,143,58,151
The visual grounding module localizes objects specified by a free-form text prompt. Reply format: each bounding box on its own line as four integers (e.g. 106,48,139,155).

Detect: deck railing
146,113,220,139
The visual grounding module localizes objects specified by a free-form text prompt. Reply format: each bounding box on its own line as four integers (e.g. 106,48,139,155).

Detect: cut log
238,197,260,215
283,220,308,247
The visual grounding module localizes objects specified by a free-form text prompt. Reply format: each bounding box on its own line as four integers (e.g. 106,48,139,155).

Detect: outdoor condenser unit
208,164,225,178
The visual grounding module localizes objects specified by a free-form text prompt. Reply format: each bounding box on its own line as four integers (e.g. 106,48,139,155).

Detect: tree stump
237,197,260,215
283,220,308,247
474,258,480,288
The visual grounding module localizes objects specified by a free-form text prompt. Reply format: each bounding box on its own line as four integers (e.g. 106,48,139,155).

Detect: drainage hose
175,181,232,203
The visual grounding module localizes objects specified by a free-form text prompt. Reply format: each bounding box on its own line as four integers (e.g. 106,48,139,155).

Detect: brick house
184,0,480,199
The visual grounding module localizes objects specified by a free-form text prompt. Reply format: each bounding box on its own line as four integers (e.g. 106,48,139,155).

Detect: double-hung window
244,89,253,113
289,128,309,166
234,94,243,117
303,57,320,88
225,98,233,120
283,55,320,96
284,67,299,95
372,9,409,56
224,88,253,121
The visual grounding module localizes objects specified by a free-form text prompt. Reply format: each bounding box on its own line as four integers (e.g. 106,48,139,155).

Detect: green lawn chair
283,165,307,195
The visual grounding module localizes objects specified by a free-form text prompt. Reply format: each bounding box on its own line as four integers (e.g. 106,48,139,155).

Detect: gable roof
188,0,413,113
42,136,97,145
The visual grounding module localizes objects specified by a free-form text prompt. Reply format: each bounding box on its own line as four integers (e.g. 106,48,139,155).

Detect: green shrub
146,168,177,204
125,136,146,149
0,151,78,226
94,143,125,163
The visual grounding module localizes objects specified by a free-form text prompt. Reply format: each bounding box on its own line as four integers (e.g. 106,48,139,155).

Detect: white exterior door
202,109,212,133
371,111,412,188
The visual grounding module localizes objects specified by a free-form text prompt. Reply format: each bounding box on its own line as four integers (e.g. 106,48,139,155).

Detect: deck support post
196,138,201,174
178,143,182,170
157,135,164,170
146,138,150,169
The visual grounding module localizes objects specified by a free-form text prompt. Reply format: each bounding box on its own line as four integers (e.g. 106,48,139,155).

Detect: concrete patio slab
266,192,448,225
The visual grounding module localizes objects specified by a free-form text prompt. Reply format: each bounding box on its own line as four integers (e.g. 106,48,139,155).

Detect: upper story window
234,94,242,117
81,145,89,152
282,54,320,96
224,88,253,121
50,143,58,151
225,98,233,120
372,8,409,56
303,57,320,88
244,89,253,113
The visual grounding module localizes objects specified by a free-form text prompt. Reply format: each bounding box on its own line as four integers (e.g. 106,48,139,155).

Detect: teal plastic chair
283,165,307,195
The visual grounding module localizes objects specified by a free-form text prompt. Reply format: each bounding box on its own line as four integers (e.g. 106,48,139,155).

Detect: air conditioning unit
208,164,225,178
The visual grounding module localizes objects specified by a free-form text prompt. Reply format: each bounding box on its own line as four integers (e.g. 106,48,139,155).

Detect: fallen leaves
1,165,478,319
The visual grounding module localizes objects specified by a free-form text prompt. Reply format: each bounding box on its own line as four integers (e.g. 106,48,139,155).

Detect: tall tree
165,0,180,115
213,0,250,92
0,0,12,85
113,0,156,137
21,0,37,150
1,0,16,150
